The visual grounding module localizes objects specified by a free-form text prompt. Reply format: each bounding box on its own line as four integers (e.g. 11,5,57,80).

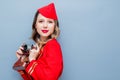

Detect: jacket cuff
25,60,38,75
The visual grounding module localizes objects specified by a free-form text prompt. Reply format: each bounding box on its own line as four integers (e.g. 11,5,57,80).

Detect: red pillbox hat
38,3,58,20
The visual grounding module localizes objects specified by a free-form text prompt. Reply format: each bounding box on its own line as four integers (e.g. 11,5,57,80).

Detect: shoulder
43,39,62,58
45,38,61,48
43,38,62,53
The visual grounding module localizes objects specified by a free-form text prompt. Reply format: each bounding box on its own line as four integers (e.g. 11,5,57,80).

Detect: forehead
37,13,54,21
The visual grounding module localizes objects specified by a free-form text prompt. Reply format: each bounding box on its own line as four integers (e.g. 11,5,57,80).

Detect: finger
31,44,37,50
16,51,22,59
36,44,40,52
16,50,23,55
31,44,38,50
17,48,24,54
30,48,39,55
19,46,24,50
18,45,24,50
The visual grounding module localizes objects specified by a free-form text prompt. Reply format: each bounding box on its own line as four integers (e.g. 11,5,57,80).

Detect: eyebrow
37,18,54,21
37,18,44,21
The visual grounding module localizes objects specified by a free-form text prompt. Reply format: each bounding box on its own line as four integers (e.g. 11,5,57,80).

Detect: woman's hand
29,44,40,62
16,46,24,59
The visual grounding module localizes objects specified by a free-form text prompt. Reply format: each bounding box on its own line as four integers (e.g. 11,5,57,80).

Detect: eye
48,21,53,23
38,20,43,23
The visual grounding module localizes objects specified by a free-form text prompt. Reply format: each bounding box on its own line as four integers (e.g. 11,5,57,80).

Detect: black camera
13,44,33,70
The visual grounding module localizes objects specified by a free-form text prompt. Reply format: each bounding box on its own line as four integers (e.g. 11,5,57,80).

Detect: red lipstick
42,30,48,33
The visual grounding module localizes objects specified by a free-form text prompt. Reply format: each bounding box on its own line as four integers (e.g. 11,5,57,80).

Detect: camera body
13,44,33,71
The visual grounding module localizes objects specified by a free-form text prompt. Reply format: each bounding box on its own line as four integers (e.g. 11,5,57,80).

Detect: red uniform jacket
18,39,63,80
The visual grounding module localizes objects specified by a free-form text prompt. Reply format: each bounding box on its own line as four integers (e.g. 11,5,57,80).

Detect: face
35,13,55,40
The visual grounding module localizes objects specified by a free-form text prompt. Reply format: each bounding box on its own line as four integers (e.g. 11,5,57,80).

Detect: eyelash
48,21,53,23
38,20,53,23
38,21,43,23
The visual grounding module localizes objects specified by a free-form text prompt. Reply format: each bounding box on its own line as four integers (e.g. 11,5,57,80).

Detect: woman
16,3,63,80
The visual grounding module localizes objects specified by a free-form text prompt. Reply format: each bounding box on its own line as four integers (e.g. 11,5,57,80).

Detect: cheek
50,26,55,33
36,24,42,30
35,25,42,34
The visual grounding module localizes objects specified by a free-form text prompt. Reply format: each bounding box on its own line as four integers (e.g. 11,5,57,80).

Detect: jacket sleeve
25,42,63,80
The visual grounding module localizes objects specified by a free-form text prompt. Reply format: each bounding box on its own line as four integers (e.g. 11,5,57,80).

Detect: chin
41,35,49,37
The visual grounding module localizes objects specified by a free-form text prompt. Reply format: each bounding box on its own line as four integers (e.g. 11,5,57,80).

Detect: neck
40,37,47,42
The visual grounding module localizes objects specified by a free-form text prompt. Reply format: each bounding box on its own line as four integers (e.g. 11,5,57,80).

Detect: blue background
0,0,120,80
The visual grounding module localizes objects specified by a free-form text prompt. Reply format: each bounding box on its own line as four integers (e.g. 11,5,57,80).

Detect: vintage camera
13,44,33,71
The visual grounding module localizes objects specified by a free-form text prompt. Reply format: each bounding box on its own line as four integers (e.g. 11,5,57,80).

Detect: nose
43,22,48,28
